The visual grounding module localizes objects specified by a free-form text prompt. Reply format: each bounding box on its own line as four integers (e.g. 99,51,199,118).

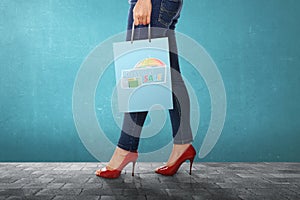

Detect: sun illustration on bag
121,58,167,89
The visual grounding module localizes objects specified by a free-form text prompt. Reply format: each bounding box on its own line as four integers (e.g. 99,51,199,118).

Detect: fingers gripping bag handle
131,24,151,44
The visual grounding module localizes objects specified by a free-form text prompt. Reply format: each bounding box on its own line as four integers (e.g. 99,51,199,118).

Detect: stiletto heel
96,151,138,179
189,157,194,175
155,145,196,176
132,161,136,176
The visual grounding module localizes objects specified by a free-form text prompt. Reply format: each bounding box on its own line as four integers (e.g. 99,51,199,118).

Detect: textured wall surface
0,0,299,161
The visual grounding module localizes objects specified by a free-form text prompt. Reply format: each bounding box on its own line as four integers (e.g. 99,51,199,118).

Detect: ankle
116,147,132,156
173,143,190,151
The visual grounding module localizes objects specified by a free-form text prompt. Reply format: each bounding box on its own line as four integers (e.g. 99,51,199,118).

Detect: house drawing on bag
121,58,167,89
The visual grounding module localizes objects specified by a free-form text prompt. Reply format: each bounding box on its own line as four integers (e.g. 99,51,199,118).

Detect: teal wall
0,0,299,162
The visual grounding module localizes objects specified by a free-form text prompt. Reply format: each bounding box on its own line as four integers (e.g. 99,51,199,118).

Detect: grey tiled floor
0,162,299,200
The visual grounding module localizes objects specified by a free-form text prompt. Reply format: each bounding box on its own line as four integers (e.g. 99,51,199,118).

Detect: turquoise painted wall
0,0,299,162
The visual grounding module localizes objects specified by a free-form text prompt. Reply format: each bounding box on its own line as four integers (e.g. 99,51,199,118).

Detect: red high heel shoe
95,151,138,179
155,145,196,176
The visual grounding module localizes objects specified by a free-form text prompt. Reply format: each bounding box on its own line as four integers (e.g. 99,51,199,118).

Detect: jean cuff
117,132,140,152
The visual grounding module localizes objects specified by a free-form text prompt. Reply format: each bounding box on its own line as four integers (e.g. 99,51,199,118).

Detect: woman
96,0,196,178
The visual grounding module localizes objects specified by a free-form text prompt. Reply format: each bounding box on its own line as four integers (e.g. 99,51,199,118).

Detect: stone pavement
0,162,299,200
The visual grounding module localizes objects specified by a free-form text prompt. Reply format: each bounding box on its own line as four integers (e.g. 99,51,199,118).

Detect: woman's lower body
96,0,195,178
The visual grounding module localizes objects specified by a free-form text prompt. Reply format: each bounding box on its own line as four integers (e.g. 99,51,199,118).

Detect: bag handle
131,23,151,44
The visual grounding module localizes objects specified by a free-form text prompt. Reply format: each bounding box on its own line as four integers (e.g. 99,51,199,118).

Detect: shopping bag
113,25,173,112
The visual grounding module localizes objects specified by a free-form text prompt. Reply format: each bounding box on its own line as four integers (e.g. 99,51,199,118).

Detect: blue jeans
118,0,193,152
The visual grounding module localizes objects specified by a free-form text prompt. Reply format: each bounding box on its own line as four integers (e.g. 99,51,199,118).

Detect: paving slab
0,162,299,199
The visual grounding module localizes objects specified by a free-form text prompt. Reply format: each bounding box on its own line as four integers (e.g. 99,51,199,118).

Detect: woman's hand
133,0,152,25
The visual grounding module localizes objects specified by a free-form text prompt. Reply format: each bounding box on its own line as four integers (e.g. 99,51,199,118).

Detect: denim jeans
118,0,193,152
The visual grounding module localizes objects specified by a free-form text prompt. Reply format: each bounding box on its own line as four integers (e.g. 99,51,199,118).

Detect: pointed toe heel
155,145,196,176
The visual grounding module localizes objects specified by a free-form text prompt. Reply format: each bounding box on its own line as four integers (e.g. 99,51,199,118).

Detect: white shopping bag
113,25,173,112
